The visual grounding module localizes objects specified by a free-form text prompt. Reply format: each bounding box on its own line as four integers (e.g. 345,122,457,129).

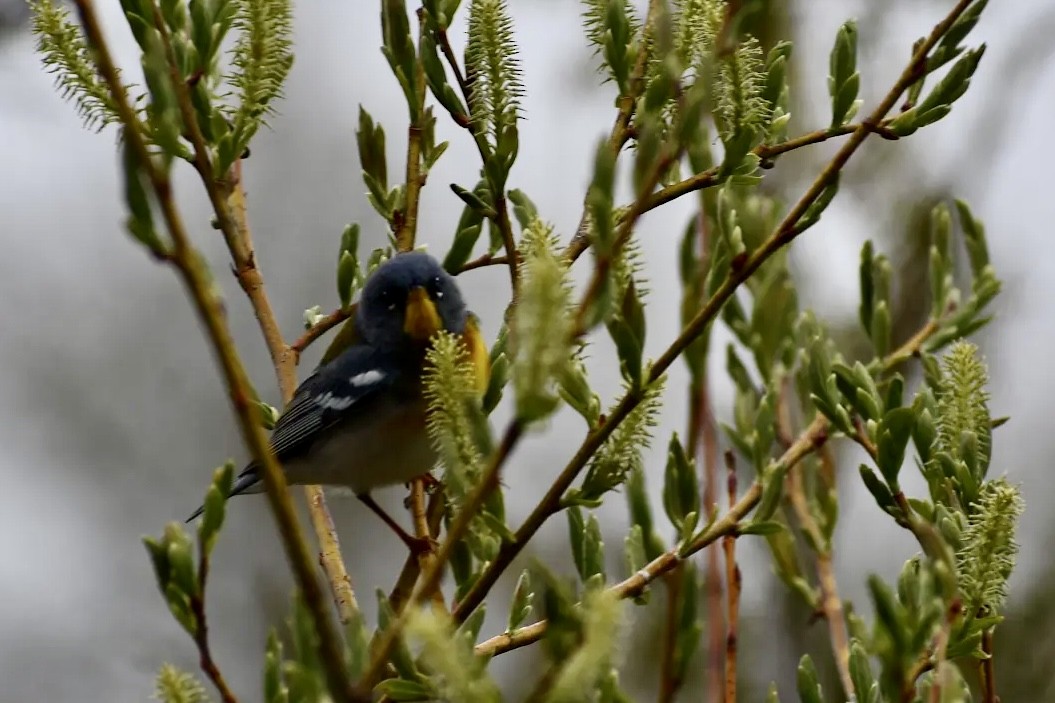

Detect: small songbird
187,251,489,551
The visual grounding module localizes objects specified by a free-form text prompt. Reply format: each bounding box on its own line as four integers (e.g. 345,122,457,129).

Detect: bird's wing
266,345,397,461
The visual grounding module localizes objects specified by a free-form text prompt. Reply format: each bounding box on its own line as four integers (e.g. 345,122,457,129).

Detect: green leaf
859,465,897,515
662,433,699,534
858,240,875,335
795,175,840,233
796,654,824,703
199,460,234,555
739,520,785,536
380,0,420,120
626,465,665,561
849,640,878,703
376,590,421,681
336,223,362,307
876,406,915,486
828,20,860,126
375,678,434,701
507,570,533,632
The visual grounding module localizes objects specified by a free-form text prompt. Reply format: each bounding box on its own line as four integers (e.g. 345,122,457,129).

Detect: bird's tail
184,468,261,522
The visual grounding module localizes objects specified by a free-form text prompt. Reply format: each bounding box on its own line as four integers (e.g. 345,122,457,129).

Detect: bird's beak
404,286,443,341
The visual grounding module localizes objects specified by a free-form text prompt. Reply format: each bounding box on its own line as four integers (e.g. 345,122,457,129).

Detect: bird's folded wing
265,346,397,462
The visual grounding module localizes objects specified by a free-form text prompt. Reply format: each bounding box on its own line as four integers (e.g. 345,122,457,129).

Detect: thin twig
981,628,998,703
564,0,664,260
191,551,238,703
291,307,354,359
723,453,741,703
455,253,510,273
408,478,446,611
81,4,358,700
388,491,445,612
926,599,963,703
785,445,854,696
307,487,361,626
656,564,684,703
357,421,525,693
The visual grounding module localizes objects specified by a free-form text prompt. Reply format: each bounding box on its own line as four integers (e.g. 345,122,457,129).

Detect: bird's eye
430,276,445,299
378,288,398,311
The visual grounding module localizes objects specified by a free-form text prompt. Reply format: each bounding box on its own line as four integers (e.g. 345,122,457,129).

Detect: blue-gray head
356,251,469,350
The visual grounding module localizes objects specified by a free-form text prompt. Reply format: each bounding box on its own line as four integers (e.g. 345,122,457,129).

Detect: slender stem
981,628,998,703
291,307,354,359
307,488,361,626
656,565,684,703
358,421,524,692
566,120,890,264
723,456,741,703
785,453,853,697
388,491,445,612
79,4,358,700
191,553,238,703
926,599,963,703
408,479,446,611
455,253,510,273
564,0,664,260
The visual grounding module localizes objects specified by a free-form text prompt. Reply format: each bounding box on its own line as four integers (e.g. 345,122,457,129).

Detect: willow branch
656,565,684,703
291,307,353,360
980,628,997,703
723,455,741,703
76,4,357,700
786,451,853,697
191,546,238,703
146,0,359,632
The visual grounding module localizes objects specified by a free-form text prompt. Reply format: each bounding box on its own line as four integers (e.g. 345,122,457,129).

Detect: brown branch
146,0,360,640
786,452,854,697
307,488,360,626
455,253,510,273
77,4,359,700
291,307,353,359
981,628,998,703
723,456,741,703
926,599,963,703
190,552,238,703
408,478,446,611
656,564,684,703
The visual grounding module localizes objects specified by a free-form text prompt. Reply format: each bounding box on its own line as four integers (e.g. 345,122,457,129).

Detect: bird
186,251,489,552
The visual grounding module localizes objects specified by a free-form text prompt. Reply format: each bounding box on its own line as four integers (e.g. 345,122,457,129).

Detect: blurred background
2,1,1053,700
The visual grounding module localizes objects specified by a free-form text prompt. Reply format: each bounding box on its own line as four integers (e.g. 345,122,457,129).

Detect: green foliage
31,0,121,131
